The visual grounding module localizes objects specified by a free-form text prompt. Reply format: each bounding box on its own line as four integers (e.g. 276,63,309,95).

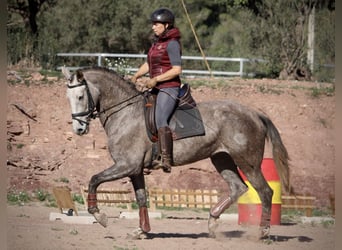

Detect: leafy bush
34,189,49,201
72,193,84,205
309,85,335,98
7,190,31,205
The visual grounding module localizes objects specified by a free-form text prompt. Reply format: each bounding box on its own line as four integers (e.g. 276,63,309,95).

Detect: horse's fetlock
88,206,100,214
259,225,271,239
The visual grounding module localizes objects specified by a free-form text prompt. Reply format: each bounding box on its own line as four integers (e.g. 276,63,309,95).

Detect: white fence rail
57,53,265,77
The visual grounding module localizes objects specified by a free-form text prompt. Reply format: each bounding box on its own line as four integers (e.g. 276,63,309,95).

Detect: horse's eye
78,95,84,101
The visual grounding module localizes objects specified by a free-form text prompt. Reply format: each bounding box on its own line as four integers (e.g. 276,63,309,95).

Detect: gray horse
62,66,290,239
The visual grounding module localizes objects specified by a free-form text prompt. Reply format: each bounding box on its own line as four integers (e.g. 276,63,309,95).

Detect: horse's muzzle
73,120,89,135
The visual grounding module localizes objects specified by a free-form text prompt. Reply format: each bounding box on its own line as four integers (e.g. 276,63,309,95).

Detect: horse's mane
80,66,138,93
81,66,121,76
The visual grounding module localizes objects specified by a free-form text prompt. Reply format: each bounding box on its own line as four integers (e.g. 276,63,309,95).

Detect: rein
67,78,143,126
99,92,143,127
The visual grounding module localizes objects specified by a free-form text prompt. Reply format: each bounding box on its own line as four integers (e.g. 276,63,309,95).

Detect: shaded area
165,215,208,220
222,230,246,238
268,235,313,243
147,232,209,239
221,230,314,243
147,230,313,243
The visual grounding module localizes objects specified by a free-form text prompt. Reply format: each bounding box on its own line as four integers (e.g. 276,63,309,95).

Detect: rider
131,8,182,173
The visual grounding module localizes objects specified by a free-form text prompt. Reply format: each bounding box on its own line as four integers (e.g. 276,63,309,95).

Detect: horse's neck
85,71,135,106
98,81,138,107
94,78,143,129
87,81,100,104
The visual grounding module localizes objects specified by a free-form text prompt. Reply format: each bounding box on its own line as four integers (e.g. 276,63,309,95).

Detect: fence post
98,55,102,66
239,59,244,77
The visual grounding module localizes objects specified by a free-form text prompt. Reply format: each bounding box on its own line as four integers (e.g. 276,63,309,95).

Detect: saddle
143,83,205,143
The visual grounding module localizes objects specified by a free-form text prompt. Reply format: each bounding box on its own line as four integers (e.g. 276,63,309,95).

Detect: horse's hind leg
242,167,273,238
208,152,248,238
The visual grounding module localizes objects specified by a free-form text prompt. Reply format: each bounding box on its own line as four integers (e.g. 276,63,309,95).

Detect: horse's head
62,66,98,135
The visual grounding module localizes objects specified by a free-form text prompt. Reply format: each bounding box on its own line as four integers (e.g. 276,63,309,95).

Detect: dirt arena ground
7,202,335,250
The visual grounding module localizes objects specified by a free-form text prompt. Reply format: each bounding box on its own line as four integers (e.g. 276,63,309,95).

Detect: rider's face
152,22,168,36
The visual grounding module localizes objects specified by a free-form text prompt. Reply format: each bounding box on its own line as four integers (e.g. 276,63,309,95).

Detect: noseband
67,79,97,126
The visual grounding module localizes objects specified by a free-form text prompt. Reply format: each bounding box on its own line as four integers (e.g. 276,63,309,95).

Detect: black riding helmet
150,8,175,27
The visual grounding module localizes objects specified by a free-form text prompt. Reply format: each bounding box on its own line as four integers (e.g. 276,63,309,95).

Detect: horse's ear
76,69,84,81
61,66,71,81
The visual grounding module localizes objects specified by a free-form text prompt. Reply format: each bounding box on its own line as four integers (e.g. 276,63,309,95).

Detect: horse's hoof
127,227,148,240
94,212,108,227
208,216,219,238
259,225,270,239
162,166,171,173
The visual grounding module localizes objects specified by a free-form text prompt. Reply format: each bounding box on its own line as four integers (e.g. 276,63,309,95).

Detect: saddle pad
169,107,205,140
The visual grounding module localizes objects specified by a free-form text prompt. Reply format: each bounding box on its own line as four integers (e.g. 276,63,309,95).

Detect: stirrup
151,159,171,173
151,160,163,170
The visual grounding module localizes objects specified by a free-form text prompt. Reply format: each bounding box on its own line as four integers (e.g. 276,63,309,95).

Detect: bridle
67,78,97,126
67,77,143,127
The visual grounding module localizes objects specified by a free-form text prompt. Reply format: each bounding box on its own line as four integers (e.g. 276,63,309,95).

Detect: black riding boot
157,126,173,173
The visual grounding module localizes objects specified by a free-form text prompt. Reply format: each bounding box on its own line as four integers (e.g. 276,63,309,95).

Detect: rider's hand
135,82,147,92
131,75,138,83
146,77,157,88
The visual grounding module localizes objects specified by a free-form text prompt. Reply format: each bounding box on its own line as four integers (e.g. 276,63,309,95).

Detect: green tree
37,0,181,67
207,0,334,80
7,0,57,65
7,0,334,82
249,0,333,80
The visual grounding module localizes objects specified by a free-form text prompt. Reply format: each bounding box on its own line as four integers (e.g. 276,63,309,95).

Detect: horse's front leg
87,163,134,227
128,171,151,239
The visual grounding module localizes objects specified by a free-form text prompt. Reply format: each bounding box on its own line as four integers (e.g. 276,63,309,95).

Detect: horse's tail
259,113,291,194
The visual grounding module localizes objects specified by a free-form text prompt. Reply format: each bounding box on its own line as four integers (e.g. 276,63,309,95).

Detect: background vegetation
7,0,335,81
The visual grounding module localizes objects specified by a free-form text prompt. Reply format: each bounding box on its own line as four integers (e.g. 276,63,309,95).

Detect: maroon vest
148,28,181,89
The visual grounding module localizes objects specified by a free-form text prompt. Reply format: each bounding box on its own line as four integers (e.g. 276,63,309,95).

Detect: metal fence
57,53,266,77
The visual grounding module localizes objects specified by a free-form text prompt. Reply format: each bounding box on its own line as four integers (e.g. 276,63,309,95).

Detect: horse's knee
135,188,148,207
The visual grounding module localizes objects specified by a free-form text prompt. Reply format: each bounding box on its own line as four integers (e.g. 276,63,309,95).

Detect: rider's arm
154,66,181,82
132,62,149,83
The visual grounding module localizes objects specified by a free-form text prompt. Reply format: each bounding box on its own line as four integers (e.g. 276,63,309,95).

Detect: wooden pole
307,6,315,73
180,0,213,78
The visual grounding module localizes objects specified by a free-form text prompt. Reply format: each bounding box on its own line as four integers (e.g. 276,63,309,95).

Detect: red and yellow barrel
237,158,281,225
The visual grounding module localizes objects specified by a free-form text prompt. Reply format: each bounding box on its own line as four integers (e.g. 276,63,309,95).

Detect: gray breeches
155,87,179,129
